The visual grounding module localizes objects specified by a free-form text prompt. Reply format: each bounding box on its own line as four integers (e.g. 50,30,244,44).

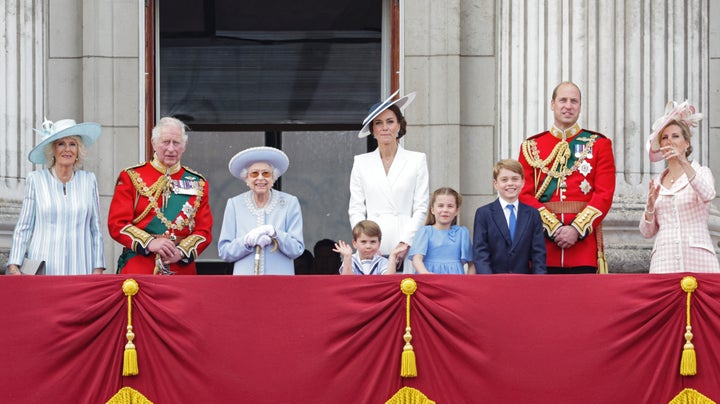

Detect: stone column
497,0,718,272
0,0,44,267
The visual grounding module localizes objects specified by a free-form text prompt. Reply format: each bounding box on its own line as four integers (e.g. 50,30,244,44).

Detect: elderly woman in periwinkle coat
218,146,305,275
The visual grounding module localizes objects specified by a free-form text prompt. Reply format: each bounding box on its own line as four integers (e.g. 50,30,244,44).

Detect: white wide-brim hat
357,90,416,138
29,118,102,164
228,146,290,179
646,100,702,162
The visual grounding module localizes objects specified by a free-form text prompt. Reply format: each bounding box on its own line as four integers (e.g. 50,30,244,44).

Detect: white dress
8,169,105,275
348,145,429,264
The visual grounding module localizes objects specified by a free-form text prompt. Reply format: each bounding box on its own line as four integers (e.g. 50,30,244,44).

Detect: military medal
173,178,201,195
580,179,592,195
574,144,584,158
578,160,592,177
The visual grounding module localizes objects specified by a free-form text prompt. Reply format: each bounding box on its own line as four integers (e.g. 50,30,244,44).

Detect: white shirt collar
498,197,518,211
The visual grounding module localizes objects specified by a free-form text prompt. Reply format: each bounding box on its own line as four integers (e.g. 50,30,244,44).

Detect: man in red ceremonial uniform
108,117,213,274
518,82,616,274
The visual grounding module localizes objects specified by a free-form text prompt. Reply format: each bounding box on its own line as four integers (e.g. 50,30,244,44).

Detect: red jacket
518,124,616,269
108,159,213,274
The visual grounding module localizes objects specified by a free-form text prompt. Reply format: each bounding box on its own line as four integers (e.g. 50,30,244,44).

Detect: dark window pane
159,0,382,125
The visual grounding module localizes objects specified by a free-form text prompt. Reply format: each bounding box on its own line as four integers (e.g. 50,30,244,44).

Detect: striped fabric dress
8,169,105,275
639,161,720,273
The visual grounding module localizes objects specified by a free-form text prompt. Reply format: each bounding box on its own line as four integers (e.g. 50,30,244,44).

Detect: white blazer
348,145,429,256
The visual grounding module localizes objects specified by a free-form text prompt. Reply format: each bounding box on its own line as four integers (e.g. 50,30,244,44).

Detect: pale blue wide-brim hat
29,118,102,164
228,146,290,179
357,90,416,138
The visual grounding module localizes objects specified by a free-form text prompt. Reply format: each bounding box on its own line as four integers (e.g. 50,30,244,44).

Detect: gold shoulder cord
125,169,203,233
126,168,167,225
521,140,571,199
521,135,598,199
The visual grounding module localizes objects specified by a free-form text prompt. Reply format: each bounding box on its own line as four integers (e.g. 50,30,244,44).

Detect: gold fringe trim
122,279,139,376
400,278,417,378
668,388,716,404
680,276,698,376
385,386,436,404
106,387,154,404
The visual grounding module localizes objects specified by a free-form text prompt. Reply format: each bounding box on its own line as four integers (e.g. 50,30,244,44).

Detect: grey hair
44,135,86,169
151,117,188,145
240,164,280,180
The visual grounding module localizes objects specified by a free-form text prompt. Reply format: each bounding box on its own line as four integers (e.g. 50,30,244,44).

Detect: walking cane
254,246,262,275
253,239,279,275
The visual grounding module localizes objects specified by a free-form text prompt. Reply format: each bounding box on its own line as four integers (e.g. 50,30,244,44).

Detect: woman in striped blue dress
6,119,105,275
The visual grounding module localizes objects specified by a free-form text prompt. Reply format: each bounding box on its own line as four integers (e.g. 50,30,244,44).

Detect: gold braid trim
120,225,154,250
570,206,602,238
126,168,169,225
125,168,204,233
177,234,207,259
521,134,598,199
538,207,562,237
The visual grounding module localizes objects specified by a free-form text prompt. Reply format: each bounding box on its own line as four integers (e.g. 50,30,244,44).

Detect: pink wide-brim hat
646,100,702,162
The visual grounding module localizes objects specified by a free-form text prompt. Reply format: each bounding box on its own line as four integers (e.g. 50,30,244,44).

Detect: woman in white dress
6,119,105,275
348,91,429,273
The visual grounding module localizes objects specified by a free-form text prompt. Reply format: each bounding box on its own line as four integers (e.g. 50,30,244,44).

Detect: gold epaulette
538,207,562,237
177,235,207,259
120,225,154,251
122,162,147,172
182,165,207,181
570,206,602,239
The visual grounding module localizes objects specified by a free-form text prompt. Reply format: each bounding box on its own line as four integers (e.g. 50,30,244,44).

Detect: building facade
2,0,719,273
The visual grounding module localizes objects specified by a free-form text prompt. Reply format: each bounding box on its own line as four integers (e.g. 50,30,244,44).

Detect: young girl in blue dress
409,187,475,274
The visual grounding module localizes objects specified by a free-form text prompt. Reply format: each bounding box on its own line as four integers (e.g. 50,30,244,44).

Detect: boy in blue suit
473,159,546,274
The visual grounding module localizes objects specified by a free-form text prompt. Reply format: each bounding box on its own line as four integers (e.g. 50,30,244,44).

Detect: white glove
243,227,264,248
256,235,273,248
257,224,276,237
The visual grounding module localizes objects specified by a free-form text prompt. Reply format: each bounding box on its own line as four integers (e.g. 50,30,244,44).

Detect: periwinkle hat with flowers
646,100,702,162
29,118,102,164
228,146,290,179
357,90,416,138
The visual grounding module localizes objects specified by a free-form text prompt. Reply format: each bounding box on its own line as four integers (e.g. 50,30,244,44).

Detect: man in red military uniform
108,117,213,275
518,82,616,274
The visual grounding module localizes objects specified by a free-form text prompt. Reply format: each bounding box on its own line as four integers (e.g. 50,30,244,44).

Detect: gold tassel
385,386,436,404
122,279,140,376
400,278,417,378
668,388,716,404
680,276,697,376
596,251,608,274
105,386,154,404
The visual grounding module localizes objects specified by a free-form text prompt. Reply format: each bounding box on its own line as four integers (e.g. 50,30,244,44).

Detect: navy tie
508,204,516,242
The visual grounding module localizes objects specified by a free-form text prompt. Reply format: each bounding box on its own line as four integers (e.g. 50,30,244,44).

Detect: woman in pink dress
639,100,719,273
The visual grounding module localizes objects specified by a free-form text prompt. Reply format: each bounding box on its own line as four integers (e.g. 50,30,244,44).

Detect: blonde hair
662,120,694,158
44,135,86,169
493,159,524,180
425,187,462,225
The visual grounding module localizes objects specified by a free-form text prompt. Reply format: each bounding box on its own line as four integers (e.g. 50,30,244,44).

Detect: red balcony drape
2,274,719,403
